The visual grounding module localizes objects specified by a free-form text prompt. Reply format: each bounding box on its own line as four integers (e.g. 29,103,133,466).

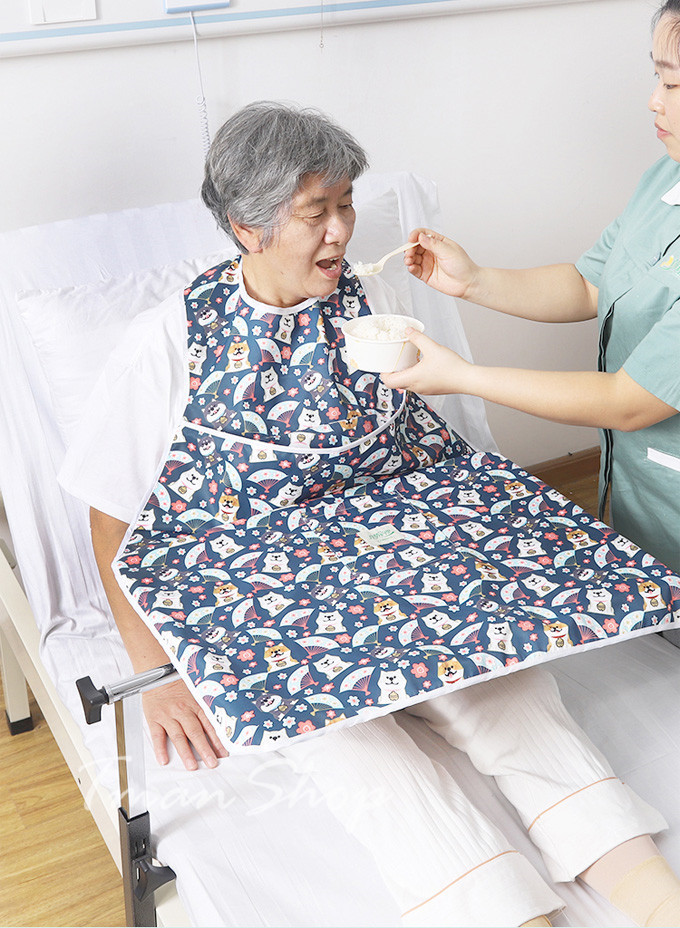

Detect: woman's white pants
288,667,665,927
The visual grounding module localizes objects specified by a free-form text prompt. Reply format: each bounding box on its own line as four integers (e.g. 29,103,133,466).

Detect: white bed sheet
0,179,678,927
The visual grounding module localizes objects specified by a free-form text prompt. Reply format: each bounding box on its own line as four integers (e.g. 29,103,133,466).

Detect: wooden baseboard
528,447,600,484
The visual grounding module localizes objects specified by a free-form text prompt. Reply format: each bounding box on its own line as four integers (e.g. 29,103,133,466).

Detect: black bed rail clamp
75,663,178,927
76,663,177,724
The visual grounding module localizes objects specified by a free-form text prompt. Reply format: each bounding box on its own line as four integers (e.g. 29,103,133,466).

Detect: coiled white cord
190,11,211,157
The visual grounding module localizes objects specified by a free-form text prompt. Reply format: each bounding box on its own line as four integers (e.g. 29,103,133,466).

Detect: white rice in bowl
347,315,412,342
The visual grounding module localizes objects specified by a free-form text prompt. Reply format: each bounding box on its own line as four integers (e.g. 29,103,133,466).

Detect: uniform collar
662,178,680,205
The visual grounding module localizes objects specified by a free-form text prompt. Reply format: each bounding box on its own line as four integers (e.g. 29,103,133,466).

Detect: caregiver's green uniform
577,155,680,573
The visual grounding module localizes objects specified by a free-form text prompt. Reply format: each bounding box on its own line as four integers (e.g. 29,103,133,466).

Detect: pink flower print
505,657,519,666
190,377,201,390
296,719,316,735
327,407,341,420
615,583,630,593
298,313,311,326
603,618,619,634
238,649,255,661
449,565,467,576
170,500,187,513
411,662,428,678
221,674,237,687
241,710,255,722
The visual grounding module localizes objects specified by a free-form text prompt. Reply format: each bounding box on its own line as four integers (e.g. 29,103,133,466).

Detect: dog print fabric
114,258,680,753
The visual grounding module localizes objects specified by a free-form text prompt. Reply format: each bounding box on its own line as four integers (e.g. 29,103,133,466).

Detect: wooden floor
0,449,600,928
0,686,125,928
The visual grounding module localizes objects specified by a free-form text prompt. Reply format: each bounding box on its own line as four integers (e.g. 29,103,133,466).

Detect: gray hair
201,101,369,252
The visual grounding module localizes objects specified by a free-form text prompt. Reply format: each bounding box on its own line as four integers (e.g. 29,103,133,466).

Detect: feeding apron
115,258,680,754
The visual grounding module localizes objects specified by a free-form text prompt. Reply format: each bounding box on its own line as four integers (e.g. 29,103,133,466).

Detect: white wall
2,0,661,464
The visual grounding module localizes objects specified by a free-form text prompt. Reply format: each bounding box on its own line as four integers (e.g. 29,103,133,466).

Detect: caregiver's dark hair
653,0,680,49
202,101,369,253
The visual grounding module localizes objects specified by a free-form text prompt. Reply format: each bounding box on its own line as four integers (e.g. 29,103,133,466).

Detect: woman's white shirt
58,274,404,524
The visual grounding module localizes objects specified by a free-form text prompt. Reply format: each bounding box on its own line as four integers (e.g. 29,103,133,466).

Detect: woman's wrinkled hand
143,677,229,771
381,329,472,395
404,229,480,300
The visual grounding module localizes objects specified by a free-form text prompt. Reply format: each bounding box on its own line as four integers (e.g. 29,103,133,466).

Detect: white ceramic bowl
341,314,424,373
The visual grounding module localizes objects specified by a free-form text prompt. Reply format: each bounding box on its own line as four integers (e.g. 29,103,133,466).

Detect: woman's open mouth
316,256,343,279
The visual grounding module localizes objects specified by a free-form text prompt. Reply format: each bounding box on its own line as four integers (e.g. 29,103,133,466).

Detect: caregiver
383,0,680,575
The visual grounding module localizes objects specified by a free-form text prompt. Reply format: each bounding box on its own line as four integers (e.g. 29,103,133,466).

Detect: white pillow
17,189,406,446
17,249,234,444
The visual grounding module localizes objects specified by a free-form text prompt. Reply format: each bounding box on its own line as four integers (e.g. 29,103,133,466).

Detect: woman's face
240,174,356,308
650,15,680,162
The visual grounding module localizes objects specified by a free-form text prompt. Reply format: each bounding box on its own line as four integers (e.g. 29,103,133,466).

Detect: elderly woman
60,102,680,927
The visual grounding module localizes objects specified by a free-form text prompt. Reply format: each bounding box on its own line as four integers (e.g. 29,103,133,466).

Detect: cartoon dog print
297,407,322,431
377,669,409,704
213,707,237,740
475,560,508,583
203,652,233,676
586,588,614,615
209,533,243,559
153,589,184,610
458,520,493,541
314,610,347,634
270,483,303,508
259,728,290,748
300,369,330,398
250,445,278,463
487,621,517,654
399,546,434,569
197,306,218,328
137,510,156,531
522,574,559,597
412,407,439,433
457,488,483,507
638,579,664,611
264,643,298,672
187,342,208,376
542,619,573,650
157,567,179,582
375,382,393,413
403,472,436,492
314,653,352,679
566,527,596,549
169,466,205,501
205,400,227,423
516,538,547,558
437,656,465,685
421,571,452,594
612,536,640,556
318,542,342,565
373,597,408,625
255,692,288,718
421,609,460,637
214,582,243,606
275,313,295,343
218,490,240,524
259,591,295,616
198,436,217,460
260,368,284,400
504,480,532,501
262,551,291,574
342,294,361,316
225,339,251,372
401,511,432,532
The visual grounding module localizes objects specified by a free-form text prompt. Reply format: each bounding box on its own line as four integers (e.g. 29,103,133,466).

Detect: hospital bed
0,172,679,928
